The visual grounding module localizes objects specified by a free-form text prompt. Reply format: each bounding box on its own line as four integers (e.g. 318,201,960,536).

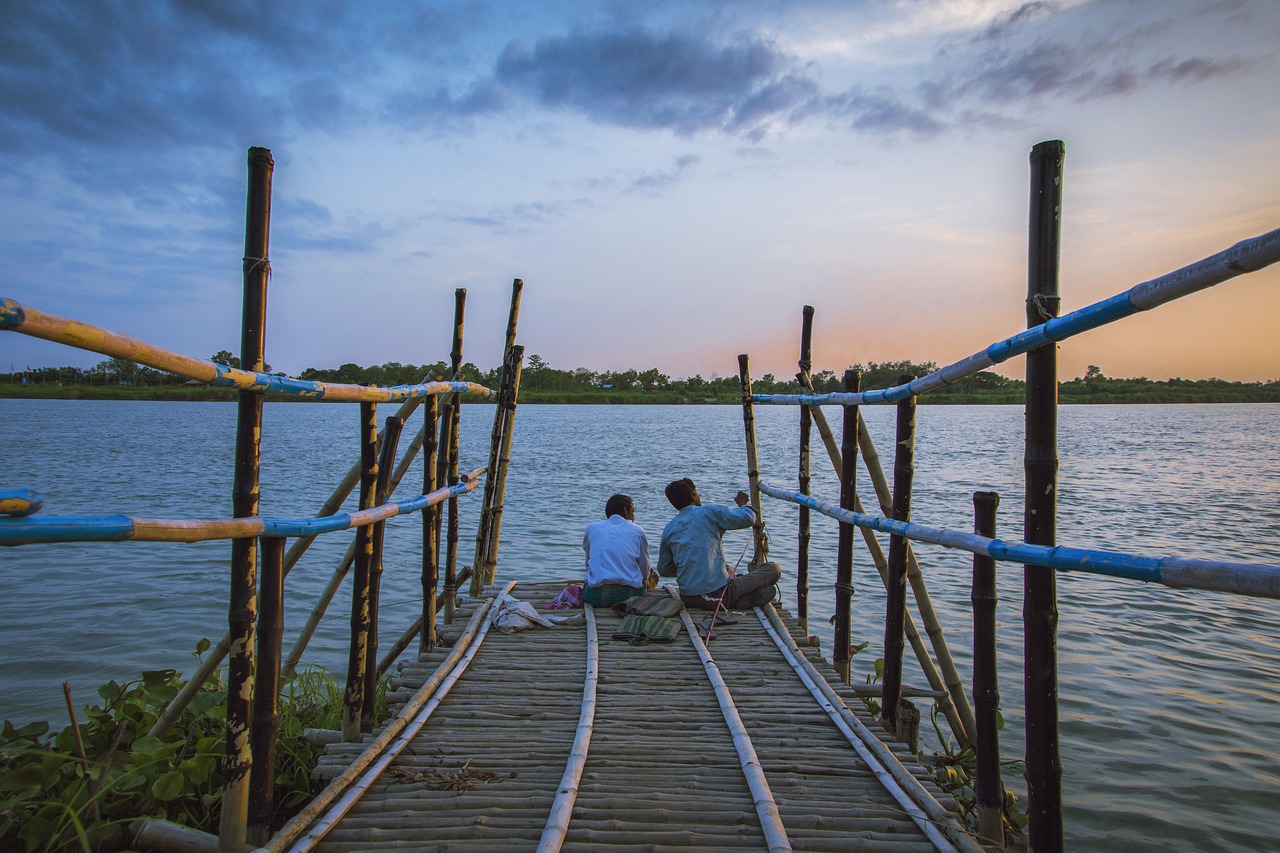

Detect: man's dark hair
605,493,633,518
664,478,697,510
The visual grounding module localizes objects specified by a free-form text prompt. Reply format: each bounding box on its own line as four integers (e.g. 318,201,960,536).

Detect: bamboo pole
857,414,976,748
248,535,284,844
421,396,440,653
444,289,466,623
972,491,1005,848
677,607,792,853
536,605,599,853
381,568,469,677
150,395,425,738
833,369,860,684
362,415,404,730
881,375,916,732
480,344,524,587
737,354,769,567
261,585,514,853
62,683,100,824
219,145,272,853
796,307,814,635
757,605,983,853
281,412,427,681
1024,138,1065,853
796,361,975,745
281,578,519,850
473,279,523,595
342,402,379,742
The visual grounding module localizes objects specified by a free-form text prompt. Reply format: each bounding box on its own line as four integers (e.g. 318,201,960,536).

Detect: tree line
3,355,1278,404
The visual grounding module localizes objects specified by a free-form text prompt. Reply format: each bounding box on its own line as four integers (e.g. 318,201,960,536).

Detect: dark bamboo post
480,344,524,588
247,535,284,845
796,306,815,635
737,354,768,566
473,278,523,594
833,368,861,684
421,396,440,653
443,288,466,621
881,374,916,733
1024,138,1065,853
972,490,1005,847
362,415,404,729
220,145,272,853
342,401,379,741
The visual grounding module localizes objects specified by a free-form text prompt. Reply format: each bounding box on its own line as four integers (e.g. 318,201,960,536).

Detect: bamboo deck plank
288,581,971,853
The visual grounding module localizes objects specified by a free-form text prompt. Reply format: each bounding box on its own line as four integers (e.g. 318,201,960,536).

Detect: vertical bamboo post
278,400,430,682
972,490,1005,848
362,415,404,729
881,374,916,733
220,145,271,853
152,396,426,739
473,279,523,594
443,289,466,621
247,535,284,845
342,401,379,742
833,368,860,684
796,306,814,635
1024,138,1065,853
481,344,524,587
421,396,440,653
737,354,768,566
795,369,971,746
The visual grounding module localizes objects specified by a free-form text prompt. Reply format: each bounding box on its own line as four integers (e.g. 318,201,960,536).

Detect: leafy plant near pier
928,704,1028,839
0,644,386,852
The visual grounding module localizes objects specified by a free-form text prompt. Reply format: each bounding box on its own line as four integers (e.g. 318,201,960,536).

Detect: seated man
582,493,657,607
657,477,782,611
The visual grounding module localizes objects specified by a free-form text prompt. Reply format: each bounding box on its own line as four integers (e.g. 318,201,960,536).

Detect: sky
1,0,1278,384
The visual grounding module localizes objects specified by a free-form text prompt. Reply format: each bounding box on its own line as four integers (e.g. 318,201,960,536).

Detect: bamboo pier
4,140,1280,852
282,581,976,853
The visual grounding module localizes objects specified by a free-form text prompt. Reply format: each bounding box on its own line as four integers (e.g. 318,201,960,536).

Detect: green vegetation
4,357,1279,404
0,645,385,852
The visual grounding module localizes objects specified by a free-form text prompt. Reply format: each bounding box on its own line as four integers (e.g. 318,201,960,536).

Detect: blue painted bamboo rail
754,227,1280,406
0,469,484,546
0,298,492,403
758,481,1280,600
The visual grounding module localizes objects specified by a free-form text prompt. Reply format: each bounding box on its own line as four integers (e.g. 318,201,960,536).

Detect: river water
1,399,1277,851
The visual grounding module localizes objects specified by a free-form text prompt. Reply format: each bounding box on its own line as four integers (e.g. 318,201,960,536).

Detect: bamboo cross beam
757,481,1280,599
0,296,495,404
0,468,485,546
751,230,1280,409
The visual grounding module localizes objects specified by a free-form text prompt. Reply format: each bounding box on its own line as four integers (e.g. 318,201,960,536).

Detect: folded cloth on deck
611,613,681,645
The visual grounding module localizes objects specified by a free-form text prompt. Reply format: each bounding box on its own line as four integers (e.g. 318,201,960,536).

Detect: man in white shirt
582,494,657,607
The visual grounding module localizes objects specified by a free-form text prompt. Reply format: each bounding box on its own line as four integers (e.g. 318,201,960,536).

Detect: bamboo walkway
267,582,981,853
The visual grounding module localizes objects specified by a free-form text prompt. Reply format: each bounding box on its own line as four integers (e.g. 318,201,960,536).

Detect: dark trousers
681,561,782,611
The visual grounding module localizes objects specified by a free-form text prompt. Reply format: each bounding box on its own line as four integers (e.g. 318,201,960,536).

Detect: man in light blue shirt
657,478,781,611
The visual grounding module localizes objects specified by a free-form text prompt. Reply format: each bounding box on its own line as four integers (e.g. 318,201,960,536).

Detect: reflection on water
1,399,1278,851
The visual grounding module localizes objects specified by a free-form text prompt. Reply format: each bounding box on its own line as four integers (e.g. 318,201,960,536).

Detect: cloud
626,154,702,195
493,27,815,137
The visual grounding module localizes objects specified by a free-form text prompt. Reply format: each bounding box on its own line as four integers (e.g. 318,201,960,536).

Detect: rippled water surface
2,399,1278,851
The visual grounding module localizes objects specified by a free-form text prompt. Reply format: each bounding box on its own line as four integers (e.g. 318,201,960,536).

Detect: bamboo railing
743,139,1280,852
0,147,526,852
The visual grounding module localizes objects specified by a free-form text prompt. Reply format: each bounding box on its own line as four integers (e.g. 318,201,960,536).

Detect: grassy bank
4,383,1279,405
